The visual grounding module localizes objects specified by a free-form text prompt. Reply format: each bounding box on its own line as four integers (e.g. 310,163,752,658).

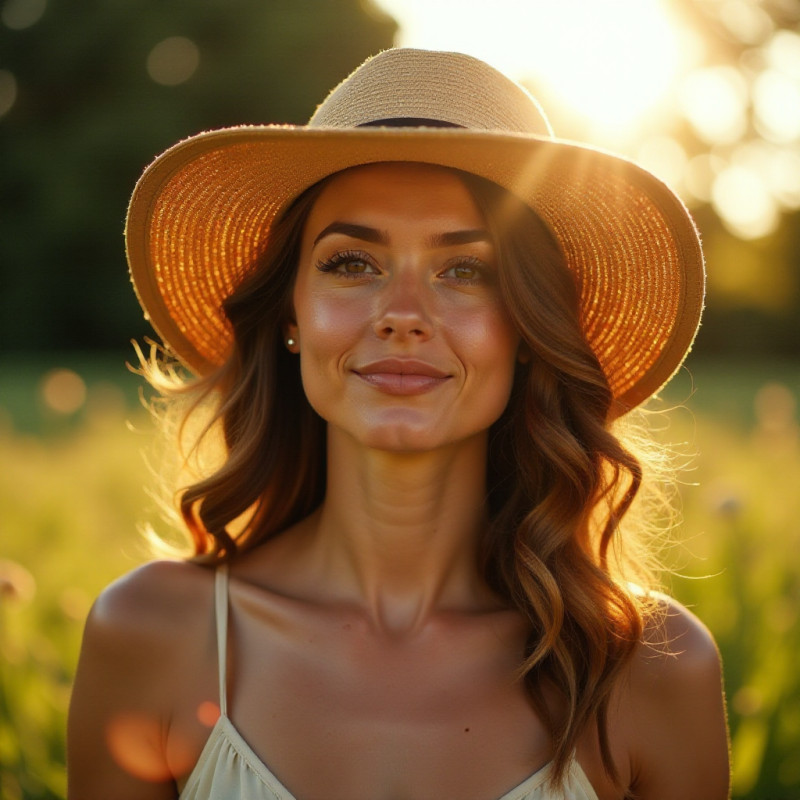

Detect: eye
316,250,379,278
445,263,479,280
440,257,491,284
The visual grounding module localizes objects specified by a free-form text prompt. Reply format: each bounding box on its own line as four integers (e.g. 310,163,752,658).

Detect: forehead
303,162,487,234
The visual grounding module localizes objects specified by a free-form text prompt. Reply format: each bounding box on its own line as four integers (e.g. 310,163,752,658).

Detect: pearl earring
286,337,296,348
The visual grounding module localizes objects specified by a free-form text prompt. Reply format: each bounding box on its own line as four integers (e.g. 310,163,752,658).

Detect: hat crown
309,48,553,136
128,47,704,412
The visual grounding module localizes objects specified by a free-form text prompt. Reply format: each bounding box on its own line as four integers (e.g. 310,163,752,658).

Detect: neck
308,427,496,634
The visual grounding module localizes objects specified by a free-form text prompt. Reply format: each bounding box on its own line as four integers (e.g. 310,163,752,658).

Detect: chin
358,425,446,453
355,416,490,455
325,404,501,455
335,411,448,453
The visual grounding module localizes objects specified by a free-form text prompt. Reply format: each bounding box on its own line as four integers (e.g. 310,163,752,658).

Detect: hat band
358,117,464,128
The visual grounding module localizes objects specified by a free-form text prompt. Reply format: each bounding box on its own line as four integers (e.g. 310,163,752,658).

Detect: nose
373,271,433,341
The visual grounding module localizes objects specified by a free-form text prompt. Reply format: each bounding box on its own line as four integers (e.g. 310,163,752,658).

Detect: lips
353,358,451,395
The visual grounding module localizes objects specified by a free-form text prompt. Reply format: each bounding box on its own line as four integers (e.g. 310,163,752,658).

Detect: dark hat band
358,118,464,128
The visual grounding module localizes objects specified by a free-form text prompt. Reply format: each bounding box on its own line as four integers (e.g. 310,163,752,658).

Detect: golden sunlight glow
371,0,800,241
371,0,688,140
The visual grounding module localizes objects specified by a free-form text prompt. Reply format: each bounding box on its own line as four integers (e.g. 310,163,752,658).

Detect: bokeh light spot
731,140,800,210
0,559,36,606
763,147,800,209
107,713,171,781
0,69,18,118
680,66,748,145
196,700,220,727
685,153,725,203
718,0,774,45
1,0,46,30
40,368,86,414
146,36,200,86
765,28,800,80
635,136,688,194
711,163,779,239
753,69,800,143
754,382,796,432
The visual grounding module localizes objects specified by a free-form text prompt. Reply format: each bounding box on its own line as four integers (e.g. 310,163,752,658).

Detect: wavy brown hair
141,165,664,787
465,172,649,786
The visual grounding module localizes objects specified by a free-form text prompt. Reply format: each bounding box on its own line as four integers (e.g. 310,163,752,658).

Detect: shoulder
79,560,217,695
89,559,214,634
620,593,730,799
68,560,219,794
636,592,723,687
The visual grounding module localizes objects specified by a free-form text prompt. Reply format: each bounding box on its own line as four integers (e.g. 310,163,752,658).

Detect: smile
353,359,452,396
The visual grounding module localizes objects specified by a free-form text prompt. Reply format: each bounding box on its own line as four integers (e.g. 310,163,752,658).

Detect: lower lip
355,372,451,395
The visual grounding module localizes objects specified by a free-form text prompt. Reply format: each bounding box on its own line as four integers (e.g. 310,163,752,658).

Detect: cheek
293,281,364,351
451,302,521,426
454,301,520,370
293,289,367,412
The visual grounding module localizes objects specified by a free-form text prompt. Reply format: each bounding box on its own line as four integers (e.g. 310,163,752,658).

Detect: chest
180,594,554,798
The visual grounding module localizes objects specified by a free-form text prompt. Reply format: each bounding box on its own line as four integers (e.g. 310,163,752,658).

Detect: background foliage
2,358,799,798
0,0,396,353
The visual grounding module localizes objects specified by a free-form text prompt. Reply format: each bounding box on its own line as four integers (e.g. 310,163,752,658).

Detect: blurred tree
650,0,800,357
0,0,396,352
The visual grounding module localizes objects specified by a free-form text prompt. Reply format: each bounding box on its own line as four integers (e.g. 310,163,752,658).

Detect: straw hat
126,48,704,413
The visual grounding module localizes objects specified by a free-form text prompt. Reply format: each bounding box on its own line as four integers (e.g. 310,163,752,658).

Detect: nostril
377,324,426,339
374,302,432,340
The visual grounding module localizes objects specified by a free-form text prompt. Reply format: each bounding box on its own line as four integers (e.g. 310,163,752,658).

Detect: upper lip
354,358,450,378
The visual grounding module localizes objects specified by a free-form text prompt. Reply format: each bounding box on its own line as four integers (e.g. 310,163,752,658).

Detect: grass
1,353,798,799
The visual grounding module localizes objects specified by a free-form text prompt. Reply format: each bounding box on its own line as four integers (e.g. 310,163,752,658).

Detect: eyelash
440,256,490,285
315,251,491,285
315,250,376,278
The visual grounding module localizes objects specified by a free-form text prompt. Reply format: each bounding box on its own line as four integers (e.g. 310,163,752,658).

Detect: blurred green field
1,354,798,799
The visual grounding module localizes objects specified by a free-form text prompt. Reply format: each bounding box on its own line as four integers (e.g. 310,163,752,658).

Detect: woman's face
290,162,521,453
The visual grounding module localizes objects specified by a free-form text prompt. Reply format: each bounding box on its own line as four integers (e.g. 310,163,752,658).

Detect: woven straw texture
126,49,704,413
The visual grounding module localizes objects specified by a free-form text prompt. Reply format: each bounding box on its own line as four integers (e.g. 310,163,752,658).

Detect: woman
68,49,729,799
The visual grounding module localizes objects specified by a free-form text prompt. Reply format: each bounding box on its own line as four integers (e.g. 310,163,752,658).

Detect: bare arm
626,597,730,799
67,562,210,800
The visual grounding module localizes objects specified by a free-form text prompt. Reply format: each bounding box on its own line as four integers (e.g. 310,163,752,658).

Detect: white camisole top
178,566,600,800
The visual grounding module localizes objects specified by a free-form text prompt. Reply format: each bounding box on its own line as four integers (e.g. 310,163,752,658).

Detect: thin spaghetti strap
214,564,230,717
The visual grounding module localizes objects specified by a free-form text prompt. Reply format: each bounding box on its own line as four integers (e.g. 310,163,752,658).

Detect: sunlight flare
371,0,688,139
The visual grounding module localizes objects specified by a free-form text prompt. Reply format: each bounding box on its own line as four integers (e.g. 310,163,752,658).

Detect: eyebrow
313,222,387,246
313,222,492,248
428,229,491,248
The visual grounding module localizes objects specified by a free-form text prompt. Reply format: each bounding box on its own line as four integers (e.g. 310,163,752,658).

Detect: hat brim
126,125,704,414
